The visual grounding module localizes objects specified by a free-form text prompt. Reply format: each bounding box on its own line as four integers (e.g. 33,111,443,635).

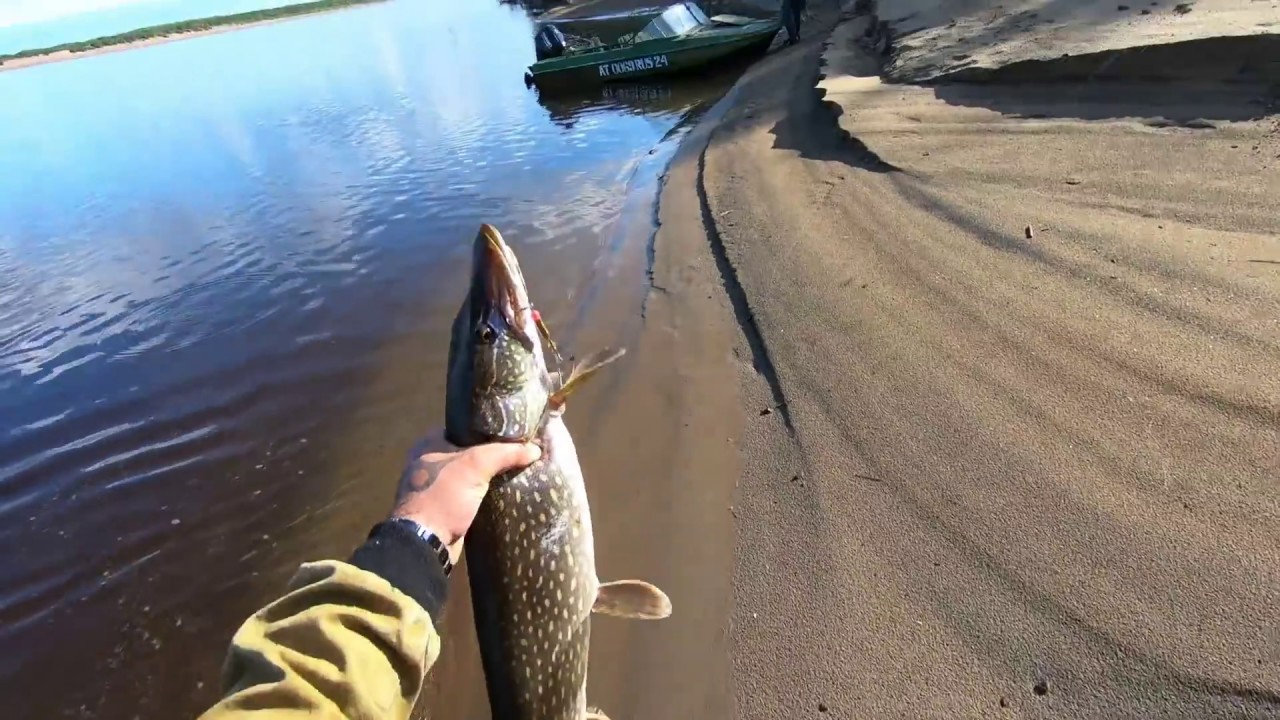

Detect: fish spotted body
465,432,598,718
445,224,670,720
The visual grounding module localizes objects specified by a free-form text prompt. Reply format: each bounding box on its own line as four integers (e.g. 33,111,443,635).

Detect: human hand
391,430,541,556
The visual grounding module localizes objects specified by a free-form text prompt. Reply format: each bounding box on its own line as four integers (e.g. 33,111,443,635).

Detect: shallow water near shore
0,0,746,715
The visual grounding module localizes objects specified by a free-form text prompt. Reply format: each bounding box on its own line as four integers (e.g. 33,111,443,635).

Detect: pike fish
444,223,672,720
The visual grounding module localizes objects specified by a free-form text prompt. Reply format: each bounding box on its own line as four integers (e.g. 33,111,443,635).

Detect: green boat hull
528,18,780,91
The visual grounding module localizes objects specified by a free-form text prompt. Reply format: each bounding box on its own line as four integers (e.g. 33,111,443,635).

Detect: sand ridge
873,0,1280,82
636,0,1280,716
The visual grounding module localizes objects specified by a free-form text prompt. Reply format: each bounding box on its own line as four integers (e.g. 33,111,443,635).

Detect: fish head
445,223,550,446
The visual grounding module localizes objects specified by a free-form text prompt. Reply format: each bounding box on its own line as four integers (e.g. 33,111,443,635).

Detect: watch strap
378,517,454,577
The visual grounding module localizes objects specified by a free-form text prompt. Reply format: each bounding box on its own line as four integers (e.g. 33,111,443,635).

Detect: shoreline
0,0,385,74
415,63,753,720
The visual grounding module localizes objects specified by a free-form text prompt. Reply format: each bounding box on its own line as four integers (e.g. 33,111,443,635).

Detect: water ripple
0,0,743,715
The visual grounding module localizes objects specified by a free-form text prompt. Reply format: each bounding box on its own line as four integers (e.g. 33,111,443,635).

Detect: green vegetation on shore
0,0,386,66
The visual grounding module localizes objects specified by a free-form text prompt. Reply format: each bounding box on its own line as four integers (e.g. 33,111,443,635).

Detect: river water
0,1,745,716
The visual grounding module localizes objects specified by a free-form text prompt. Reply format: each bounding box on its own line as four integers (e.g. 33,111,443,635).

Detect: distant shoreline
0,0,387,74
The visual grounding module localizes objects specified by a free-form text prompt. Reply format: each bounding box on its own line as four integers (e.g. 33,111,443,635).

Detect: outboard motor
534,24,568,61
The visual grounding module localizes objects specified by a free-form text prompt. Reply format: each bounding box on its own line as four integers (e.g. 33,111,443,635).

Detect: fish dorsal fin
585,709,611,720
548,347,626,410
592,580,672,620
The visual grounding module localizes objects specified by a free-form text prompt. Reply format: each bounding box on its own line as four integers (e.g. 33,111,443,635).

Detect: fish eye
476,323,496,344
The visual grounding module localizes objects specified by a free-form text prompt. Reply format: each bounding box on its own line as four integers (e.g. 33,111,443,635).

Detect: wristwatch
382,517,454,577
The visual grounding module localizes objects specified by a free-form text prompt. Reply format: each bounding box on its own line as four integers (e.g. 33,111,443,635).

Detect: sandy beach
0,3,374,74
417,0,1278,716
0,26,259,73
578,0,1279,716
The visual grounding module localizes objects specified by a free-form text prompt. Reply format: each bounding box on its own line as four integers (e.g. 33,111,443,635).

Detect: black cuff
349,521,449,622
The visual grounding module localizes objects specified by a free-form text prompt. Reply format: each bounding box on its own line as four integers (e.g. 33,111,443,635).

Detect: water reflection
0,0,740,717
534,60,754,129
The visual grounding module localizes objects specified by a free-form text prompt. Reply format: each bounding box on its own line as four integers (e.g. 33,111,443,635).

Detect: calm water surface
0,1,740,715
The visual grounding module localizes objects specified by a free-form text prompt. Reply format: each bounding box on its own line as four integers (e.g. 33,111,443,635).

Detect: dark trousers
782,0,806,43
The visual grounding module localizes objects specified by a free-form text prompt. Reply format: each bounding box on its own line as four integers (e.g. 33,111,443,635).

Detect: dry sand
424,0,1278,716
681,0,1279,716
873,0,1280,82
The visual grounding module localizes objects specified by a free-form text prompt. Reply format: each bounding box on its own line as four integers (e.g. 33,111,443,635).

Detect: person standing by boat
782,0,806,45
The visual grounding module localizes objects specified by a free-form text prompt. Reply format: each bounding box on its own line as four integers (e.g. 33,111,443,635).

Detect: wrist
391,489,466,547
390,511,453,544
381,517,455,576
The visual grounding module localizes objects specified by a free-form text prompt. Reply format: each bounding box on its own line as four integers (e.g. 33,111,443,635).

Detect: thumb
463,442,542,478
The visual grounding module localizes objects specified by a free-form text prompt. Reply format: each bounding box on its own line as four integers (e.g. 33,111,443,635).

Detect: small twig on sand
1246,259,1280,265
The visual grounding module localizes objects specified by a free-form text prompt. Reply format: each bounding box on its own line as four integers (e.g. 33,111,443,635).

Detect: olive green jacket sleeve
197,560,441,720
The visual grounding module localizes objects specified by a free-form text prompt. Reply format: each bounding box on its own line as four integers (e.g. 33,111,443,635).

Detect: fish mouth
475,223,533,345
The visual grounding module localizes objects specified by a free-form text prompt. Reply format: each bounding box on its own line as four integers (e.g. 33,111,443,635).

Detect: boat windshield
636,2,709,41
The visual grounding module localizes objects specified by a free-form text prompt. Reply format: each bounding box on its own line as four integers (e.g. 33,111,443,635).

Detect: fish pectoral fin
548,348,626,410
585,708,611,720
592,580,672,620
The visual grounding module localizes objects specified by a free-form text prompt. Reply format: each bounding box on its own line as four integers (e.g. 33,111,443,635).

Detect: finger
462,442,542,478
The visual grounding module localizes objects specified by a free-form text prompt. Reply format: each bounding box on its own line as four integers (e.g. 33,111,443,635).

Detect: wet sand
653,0,1279,716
